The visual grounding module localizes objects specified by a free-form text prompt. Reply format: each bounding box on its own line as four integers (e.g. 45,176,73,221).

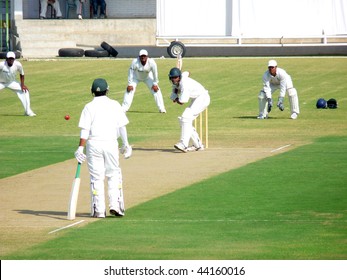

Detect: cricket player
258,60,300,119
0,51,36,117
169,67,210,152
121,49,166,113
74,78,129,218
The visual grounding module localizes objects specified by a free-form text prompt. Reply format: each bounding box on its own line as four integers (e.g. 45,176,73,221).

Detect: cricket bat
67,162,82,220
176,54,183,70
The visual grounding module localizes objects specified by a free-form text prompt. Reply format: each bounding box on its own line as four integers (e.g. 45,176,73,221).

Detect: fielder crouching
258,60,300,120
168,67,210,152
74,78,131,218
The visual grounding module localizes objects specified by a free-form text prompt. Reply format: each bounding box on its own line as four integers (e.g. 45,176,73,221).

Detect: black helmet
168,67,182,79
91,78,109,94
327,98,338,109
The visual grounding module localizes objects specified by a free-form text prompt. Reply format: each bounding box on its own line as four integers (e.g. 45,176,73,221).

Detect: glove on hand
74,146,86,163
267,98,273,113
277,101,285,111
170,92,178,101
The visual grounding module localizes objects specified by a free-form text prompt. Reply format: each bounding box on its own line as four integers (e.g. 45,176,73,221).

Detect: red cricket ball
65,115,70,120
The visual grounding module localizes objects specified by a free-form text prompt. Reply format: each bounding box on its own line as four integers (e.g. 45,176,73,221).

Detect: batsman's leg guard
191,126,203,149
288,88,300,114
121,89,135,112
258,90,268,118
107,171,125,216
90,177,106,218
179,108,194,147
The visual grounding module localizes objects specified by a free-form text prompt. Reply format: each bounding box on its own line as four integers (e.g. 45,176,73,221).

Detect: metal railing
156,34,347,47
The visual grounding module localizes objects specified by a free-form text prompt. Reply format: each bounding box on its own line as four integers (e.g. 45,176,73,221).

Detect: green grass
1,57,347,259
5,136,347,260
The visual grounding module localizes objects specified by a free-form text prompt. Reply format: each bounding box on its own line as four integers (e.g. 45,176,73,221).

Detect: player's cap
139,49,148,56
91,78,109,93
268,60,277,67
6,51,16,59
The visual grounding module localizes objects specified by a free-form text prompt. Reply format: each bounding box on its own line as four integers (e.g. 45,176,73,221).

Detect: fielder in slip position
258,60,300,120
169,67,210,153
121,49,166,113
74,78,130,218
0,51,36,116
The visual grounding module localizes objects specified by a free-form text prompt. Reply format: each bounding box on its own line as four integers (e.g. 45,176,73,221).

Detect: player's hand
267,98,273,113
21,85,29,92
152,85,159,92
126,85,133,92
74,146,86,163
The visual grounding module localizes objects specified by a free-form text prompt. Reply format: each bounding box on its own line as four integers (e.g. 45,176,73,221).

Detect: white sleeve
128,59,137,86
150,59,159,85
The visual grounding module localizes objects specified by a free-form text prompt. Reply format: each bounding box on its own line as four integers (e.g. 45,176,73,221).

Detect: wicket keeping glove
267,98,273,113
277,97,285,111
74,146,86,163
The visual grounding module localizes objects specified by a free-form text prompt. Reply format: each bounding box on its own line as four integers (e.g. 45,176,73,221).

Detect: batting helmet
91,78,109,95
316,98,327,109
168,67,182,79
327,98,338,109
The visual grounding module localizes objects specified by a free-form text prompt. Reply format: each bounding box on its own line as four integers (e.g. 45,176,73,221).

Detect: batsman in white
0,51,36,117
121,49,166,113
258,60,300,120
169,67,210,152
74,78,130,218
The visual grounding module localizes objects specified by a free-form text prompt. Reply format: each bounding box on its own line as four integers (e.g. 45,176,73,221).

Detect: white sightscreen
157,0,347,37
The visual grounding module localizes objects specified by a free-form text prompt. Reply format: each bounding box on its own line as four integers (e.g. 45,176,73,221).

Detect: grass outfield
1,57,347,259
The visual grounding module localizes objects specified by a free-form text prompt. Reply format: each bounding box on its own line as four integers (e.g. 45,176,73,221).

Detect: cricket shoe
174,142,188,153
186,144,205,152
25,111,36,117
290,113,298,120
92,211,106,218
110,208,125,217
159,108,167,113
257,114,267,119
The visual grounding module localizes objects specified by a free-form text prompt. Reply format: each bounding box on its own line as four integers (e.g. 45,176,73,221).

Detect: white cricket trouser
86,139,124,216
179,91,210,147
258,84,299,116
40,0,63,18
122,76,166,112
0,81,34,115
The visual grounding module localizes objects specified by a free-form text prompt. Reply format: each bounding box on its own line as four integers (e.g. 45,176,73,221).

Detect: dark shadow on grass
133,147,176,153
127,110,161,114
0,114,26,117
236,116,285,119
14,209,68,220
14,209,91,220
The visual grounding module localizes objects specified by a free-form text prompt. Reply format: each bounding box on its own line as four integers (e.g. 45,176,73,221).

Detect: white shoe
121,145,132,159
159,108,166,113
174,142,187,153
25,111,36,117
290,113,298,120
110,208,125,217
186,144,204,152
257,114,267,119
92,211,105,218
78,14,82,20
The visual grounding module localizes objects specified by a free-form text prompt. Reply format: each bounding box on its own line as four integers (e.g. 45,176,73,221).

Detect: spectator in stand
40,0,63,19
91,0,106,19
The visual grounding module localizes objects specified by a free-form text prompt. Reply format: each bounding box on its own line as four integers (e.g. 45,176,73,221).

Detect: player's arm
19,74,28,92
